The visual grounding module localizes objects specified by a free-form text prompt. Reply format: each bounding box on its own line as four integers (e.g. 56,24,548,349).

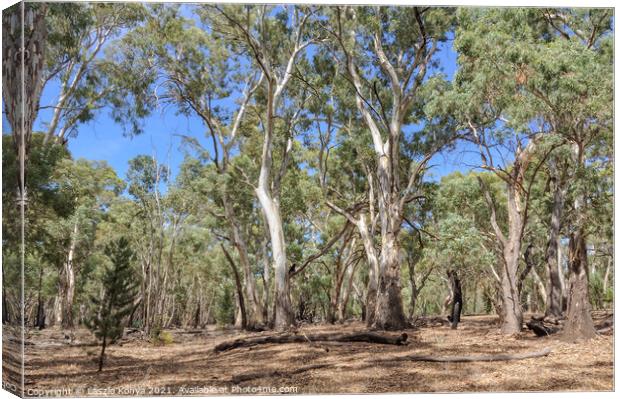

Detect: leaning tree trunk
544,168,566,318
221,244,247,330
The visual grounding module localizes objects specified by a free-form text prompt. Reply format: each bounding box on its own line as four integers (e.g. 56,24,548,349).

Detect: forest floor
3,311,614,395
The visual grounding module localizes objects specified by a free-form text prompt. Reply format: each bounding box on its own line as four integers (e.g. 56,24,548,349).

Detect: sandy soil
2,312,613,396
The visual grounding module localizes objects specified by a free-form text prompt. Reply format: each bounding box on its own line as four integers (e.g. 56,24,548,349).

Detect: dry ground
2,312,614,396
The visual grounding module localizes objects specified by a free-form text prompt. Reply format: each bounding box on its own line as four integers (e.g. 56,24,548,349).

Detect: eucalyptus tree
123,154,170,334
41,2,145,145
428,172,504,314
109,4,267,328
299,46,384,325
324,6,454,329
428,8,580,334
49,158,124,328
541,149,572,318
2,134,69,325
448,7,612,338
208,5,321,328
323,139,382,325
532,9,612,340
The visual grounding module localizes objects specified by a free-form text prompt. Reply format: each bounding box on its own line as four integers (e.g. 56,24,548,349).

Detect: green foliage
215,284,235,326
86,237,137,350
3,6,613,333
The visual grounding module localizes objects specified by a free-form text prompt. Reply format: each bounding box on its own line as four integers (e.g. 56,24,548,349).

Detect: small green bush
157,331,174,345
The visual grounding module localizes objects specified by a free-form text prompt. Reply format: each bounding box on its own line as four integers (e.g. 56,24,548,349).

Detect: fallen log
231,363,330,384
374,347,552,363
526,320,560,337
214,331,408,352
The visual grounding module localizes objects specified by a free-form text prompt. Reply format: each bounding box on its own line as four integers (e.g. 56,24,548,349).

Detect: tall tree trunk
371,145,407,330
544,165,566,318
255,82,293,330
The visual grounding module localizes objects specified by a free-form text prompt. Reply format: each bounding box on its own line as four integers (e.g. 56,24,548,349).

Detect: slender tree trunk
59,222,79,328
224,198,263,327
35,263,45,329
356,215,379,327
448,270,463,329
234,292,243,328
255,82,293,330
545,166,566,318
531,267,548,309
98,337,107,372
338,259,359,322
221,244,247,330
602,256,611,294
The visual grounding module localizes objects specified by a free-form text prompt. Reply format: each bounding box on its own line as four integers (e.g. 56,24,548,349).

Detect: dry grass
3,313,613,395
